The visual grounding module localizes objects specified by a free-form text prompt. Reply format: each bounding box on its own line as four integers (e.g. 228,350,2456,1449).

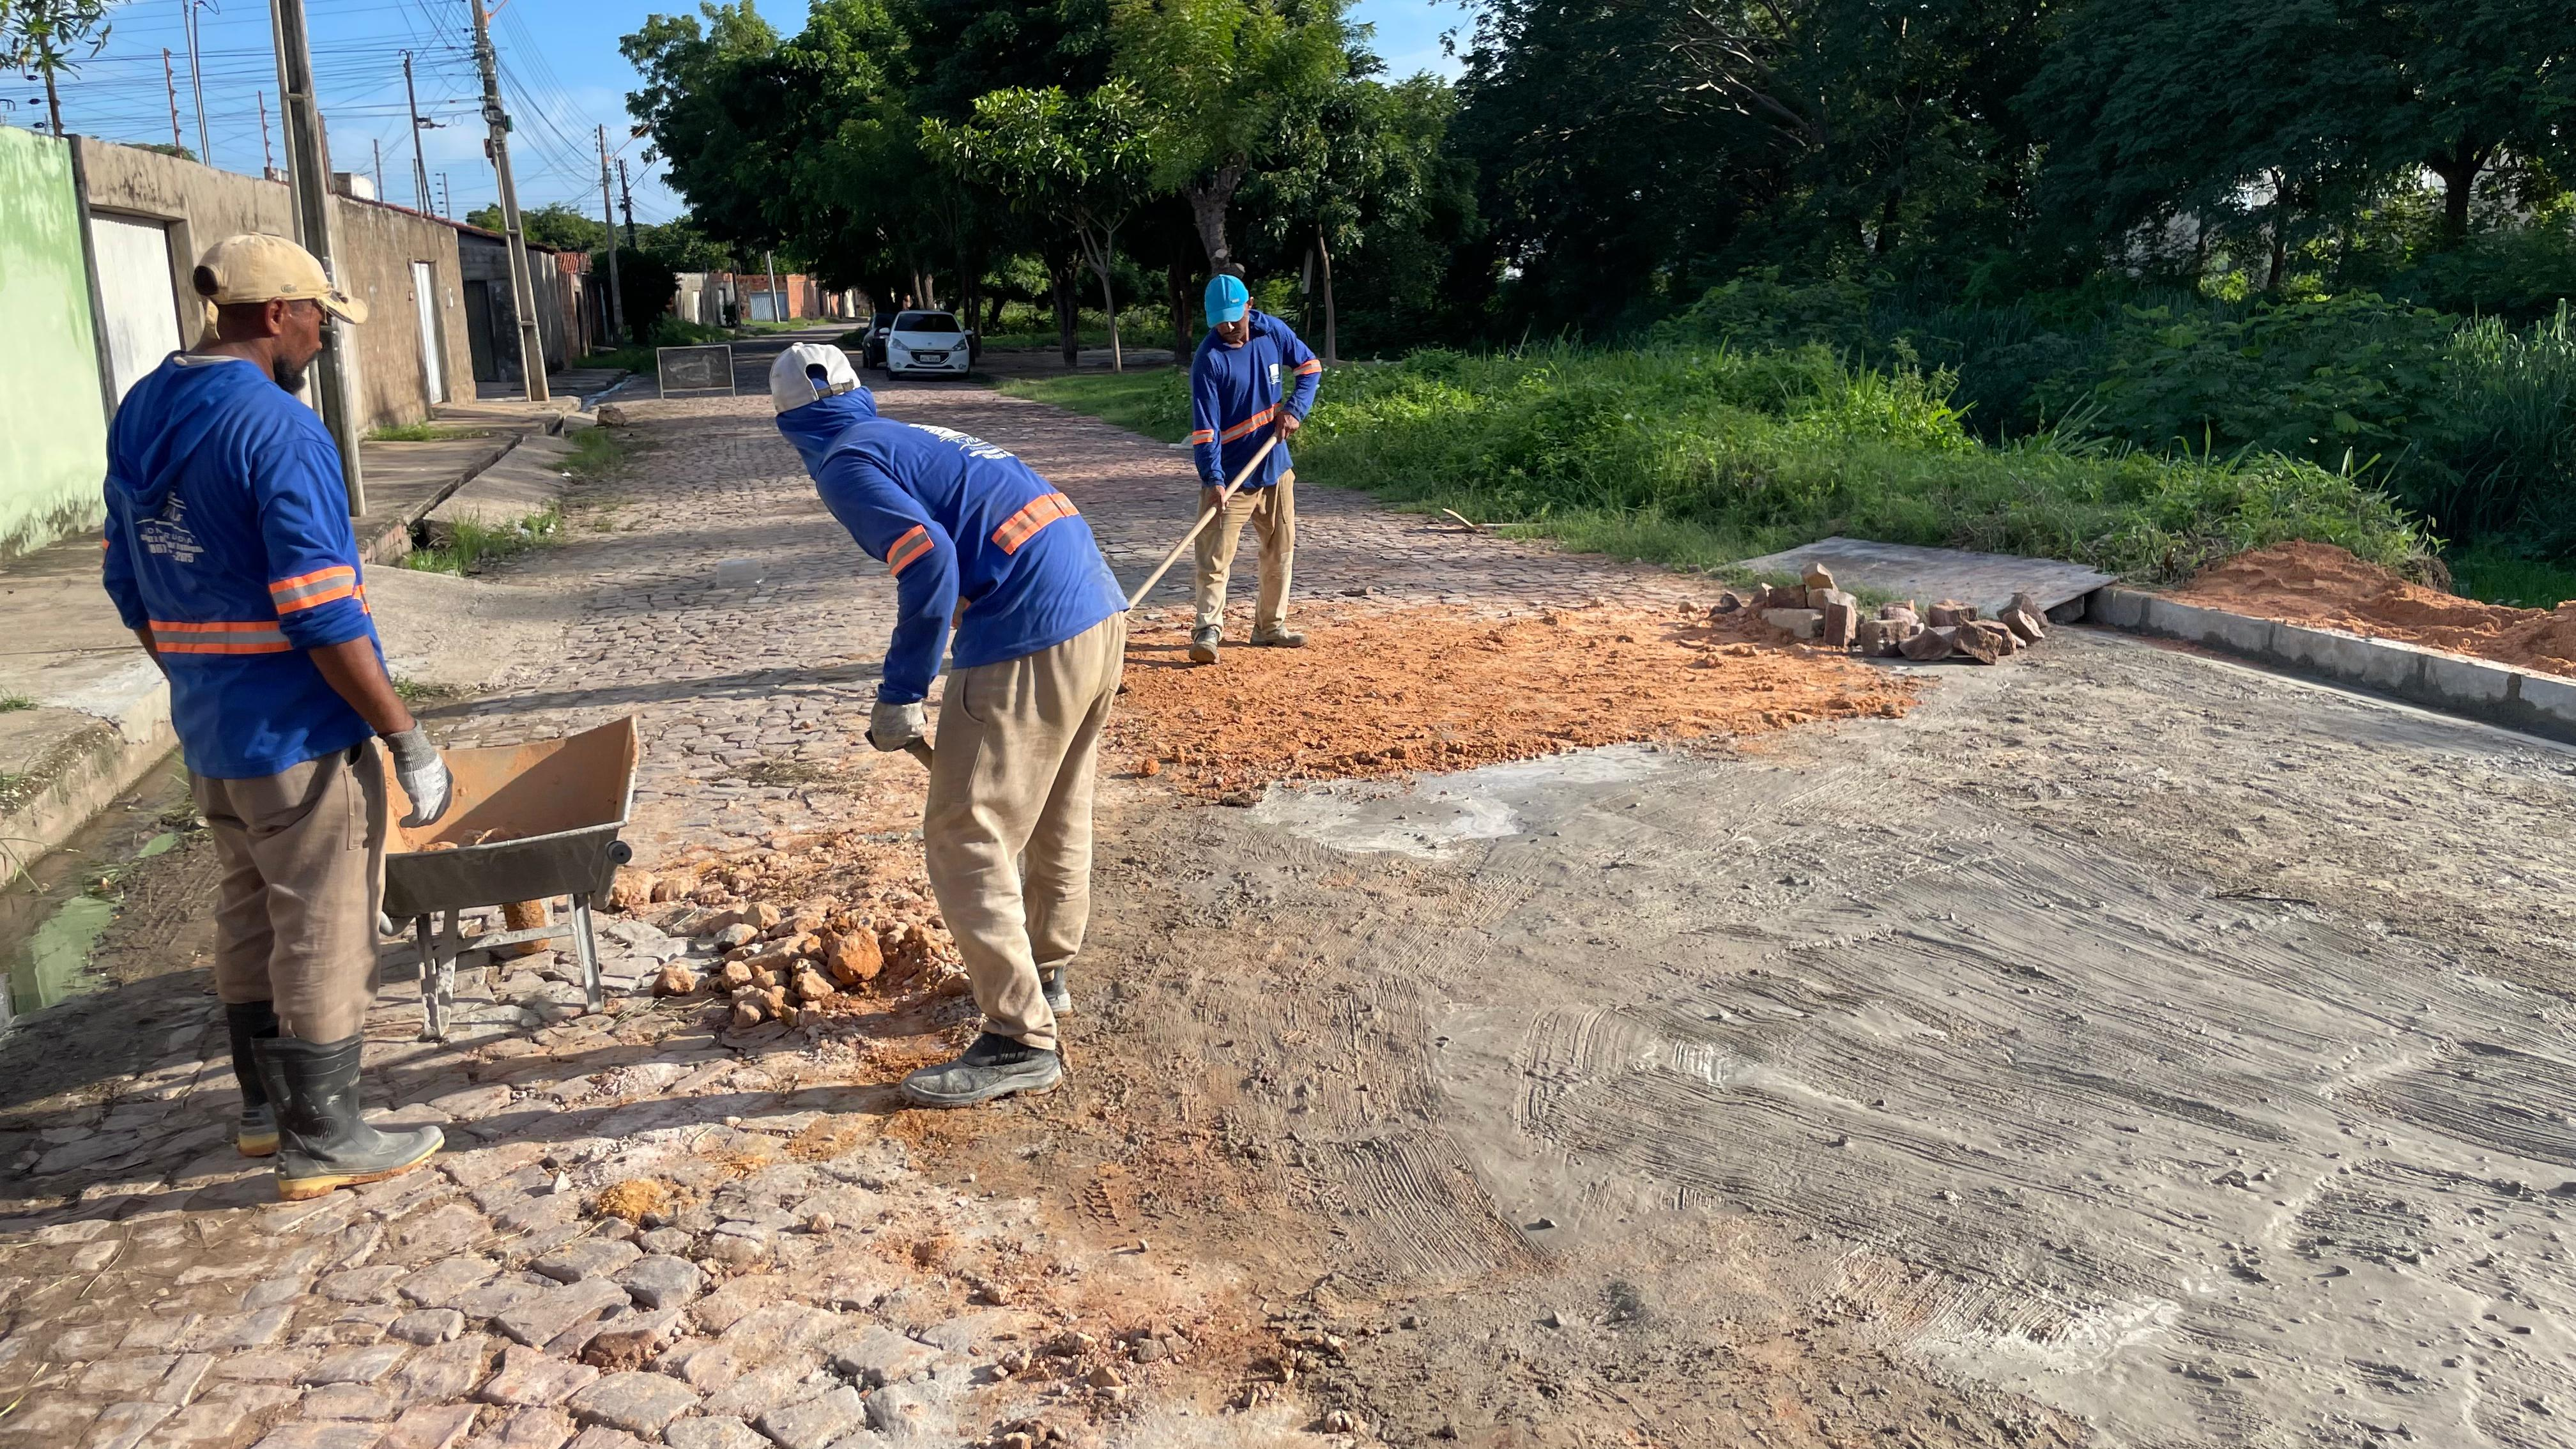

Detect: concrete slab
426,434,579,529
1728,537,2114,617
2085,586,2576,745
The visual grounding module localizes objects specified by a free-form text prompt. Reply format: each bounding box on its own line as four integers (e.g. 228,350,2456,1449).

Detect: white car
882,310,974,379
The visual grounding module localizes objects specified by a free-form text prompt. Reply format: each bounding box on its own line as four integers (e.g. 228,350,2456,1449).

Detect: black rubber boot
900,1032,1063,1108
226,1001,280,1158
1042,967,1073,1017
1188,625,1221,664
251,1034,443,1201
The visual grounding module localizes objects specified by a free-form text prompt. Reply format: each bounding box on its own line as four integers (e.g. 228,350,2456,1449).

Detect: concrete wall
0,129,111,563
456,231,576,385
70,139,472,431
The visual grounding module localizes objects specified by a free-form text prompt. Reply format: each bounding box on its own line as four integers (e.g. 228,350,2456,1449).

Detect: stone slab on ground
1729,536,2115,618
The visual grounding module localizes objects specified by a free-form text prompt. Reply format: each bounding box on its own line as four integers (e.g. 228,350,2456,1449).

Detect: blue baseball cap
1204,274,1250,326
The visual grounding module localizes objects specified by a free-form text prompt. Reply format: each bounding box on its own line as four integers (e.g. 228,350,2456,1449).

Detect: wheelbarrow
381,717,641,1041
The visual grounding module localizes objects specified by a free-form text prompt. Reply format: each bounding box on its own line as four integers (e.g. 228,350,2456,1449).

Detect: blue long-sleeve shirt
102,353,380,780
777,388,1123,703
1188,310,1321,490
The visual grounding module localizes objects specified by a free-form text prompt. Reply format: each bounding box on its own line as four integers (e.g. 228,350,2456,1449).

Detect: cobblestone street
0,339,1712,1449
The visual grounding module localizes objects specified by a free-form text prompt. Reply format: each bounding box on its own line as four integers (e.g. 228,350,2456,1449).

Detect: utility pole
617,158,638,250
268,0,368,511
469,0,548,402
372,138,385,200
764,249,781,324
258,91,273,176
164,50,183,152
596,125,626,346
438,172,452,218
402,52,433,213
185,0,210,165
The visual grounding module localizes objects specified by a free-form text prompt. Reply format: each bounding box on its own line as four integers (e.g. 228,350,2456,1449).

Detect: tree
925,80,1160,369
1,0,112,136
468,202,610,253
1110,0,1346,272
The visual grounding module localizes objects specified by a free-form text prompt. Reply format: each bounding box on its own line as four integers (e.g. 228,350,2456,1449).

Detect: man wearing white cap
101,234,452,1199
770,344,1126,1106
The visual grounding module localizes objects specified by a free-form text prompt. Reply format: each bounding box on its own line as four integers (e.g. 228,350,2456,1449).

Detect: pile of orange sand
1109,604,1920,800
2171,541,2576,678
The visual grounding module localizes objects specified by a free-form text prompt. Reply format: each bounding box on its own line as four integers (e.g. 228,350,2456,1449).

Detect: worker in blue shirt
770,343,1126,1107
1185,273,1322,664
101,234,451,1200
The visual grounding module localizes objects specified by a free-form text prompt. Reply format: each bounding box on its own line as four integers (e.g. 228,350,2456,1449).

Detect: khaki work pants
1192,473,1296,634
923,613,1127,1052
194,744,388,1043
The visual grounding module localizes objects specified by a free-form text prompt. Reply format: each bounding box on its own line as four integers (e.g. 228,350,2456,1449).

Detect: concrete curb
358,433,520,567
2088,586,2576,744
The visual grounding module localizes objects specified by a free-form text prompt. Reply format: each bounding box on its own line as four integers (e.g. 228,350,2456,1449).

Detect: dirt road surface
4,337,2571,1449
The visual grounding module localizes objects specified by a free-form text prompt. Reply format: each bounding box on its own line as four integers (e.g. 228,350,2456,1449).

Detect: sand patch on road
2172,540,2576,677
1110,604,1922,800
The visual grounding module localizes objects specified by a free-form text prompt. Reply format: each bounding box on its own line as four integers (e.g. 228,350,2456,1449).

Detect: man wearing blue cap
1185,274,1322,664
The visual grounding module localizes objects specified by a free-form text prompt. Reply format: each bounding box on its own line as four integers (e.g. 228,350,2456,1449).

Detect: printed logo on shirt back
908,423,1015,463
139,496,204,565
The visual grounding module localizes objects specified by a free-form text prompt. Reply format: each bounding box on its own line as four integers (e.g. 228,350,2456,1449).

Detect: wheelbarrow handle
905,739,935,770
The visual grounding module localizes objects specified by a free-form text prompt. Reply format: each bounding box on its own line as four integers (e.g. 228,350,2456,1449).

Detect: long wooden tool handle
1124,432,1281,611
904,739,935,770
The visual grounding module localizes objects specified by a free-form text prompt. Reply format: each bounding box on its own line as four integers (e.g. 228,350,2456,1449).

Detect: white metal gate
88,215,183,403
411,261,446,404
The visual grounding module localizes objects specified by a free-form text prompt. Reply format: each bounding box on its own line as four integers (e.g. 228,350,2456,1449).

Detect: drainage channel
0,755,193,1031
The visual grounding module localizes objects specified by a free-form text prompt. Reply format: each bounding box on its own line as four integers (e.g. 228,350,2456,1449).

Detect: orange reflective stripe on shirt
150,618,292,655
1294,359,1321,376
990,491,1080,555
1217,406,1277,443
885,525,934,576
268,564,358,613
1185,428,1215,444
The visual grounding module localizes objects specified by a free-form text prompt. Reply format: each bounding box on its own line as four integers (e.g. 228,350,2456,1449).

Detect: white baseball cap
770,343,862,413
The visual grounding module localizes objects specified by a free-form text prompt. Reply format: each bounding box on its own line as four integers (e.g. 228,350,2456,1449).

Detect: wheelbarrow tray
382,717,640,919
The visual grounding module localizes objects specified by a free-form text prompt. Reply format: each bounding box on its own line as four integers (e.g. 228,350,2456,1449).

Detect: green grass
564,426,634,481
0,694,33,713
2444,544,2576,608
368,422,486,443
1001,344,2433,585
401,509,562,576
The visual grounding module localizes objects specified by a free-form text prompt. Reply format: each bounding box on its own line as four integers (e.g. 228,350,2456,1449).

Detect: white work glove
868,700,926,753
384,724,453,828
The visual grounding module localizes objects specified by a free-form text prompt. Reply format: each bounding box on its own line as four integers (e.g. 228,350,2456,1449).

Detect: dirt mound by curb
2171,541,2576,678
1110,604,1922,800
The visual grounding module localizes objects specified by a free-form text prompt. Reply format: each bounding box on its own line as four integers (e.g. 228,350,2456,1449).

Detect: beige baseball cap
190,234,369,325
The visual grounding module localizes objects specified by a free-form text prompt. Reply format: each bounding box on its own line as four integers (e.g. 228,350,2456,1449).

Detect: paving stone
0,1395,100,1444
716,1303,843,1359
656,1340,744,1393
572,1307,683,1370
823,1326,937,1388
563,1430,647,1449
429,1085,516,1121
390,1308,468,1345
392,1333,491,1404
319,1266,410,1303
379,1403,479,1449
77,1356,177,1397
215,1348,314,1383
564,1371,698,1434
399,1255,501,1308
862,1378,951,1445
469,1406,574,1449
302,1383,402,1420
120,1312,203,1351
247,1426,382,1449
662,1417,767,1449
452,1276,548,1322
756,1385,866,1449
532,1239,640,1284
303,1342,409,1386
75,1400,174,1449
685,1275,779,1336
493,1278,631,1348
388,1204,491,1263
476,1344,601,1407
492,1194,581,1236
151,1399,256,1446
610,1255,700,1312
156,1353,217,1405
700,1361,818,1420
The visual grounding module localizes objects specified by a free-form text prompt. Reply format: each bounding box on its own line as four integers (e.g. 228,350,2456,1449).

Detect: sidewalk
0,371,613,875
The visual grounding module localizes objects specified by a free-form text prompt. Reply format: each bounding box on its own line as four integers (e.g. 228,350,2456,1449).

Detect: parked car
883,310,974,379
857,312,894,369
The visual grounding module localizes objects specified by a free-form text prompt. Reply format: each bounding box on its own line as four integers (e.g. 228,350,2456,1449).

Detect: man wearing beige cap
101,234,453,1200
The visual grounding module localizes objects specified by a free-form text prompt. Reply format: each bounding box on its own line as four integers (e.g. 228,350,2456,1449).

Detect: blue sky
36,0,1466,231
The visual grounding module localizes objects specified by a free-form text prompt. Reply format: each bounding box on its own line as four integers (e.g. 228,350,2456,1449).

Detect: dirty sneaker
1250,625,1307,648
1188,625,1221,664
1042,967,1073,1017
900,1032,1063,1108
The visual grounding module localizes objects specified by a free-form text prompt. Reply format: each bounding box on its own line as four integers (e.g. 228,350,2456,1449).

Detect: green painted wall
0,128,108,561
